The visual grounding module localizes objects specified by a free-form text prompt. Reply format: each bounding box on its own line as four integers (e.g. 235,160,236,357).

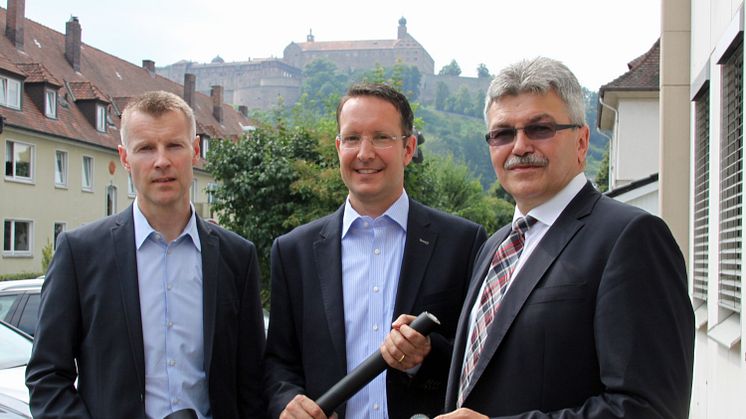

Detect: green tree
41,239,53,274
438,59,462,76
302,59,348,113
477,63,491,78
595,143,610,192
435,81,450,111
455,86,474,116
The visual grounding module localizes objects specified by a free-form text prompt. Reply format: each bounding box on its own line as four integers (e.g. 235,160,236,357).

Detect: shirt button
168,359,176,366
373,324,379,331
374,248,381,255
373,286,380,293
373,403,380,410
173,398,180,404
167,321,173,328
363,221,369,228
167,283,173,291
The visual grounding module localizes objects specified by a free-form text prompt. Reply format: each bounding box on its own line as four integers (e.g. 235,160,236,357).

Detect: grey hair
484,57,586,126
120,90,197,145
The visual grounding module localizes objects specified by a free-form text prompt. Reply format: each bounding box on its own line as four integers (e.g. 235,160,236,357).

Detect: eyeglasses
485,122,581,147
337,134,409,150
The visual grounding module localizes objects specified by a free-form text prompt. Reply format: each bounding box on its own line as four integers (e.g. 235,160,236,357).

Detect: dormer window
201,137,210,159
45,88,57,118
96,103,106,132
0,75,22,109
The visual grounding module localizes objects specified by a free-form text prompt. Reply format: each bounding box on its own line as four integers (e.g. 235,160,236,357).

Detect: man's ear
117,145,130,171
402,134,417,166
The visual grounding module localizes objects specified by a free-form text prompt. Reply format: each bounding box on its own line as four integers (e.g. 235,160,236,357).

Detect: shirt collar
342,190,409,238
513,172,587,228
133,198,201,251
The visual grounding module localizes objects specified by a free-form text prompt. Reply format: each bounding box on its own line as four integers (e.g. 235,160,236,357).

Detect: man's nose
356,137,376,160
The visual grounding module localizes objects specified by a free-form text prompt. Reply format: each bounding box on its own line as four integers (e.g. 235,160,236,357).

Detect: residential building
598,40,661,215
1,0,252,275
646,0,746,416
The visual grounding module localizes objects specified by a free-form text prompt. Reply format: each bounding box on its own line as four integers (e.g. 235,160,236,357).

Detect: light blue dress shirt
341,191,409,419
133,201,211,419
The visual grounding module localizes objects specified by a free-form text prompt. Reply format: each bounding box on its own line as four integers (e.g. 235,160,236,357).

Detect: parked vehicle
0,320,32,417
0,279,43,337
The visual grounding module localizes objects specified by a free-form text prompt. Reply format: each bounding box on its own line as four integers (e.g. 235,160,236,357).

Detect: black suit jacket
263,199,487,418
444,183,695,419
26,205,266,419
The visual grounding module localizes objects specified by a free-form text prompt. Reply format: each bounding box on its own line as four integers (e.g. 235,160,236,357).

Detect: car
0,279,43,337
0,320,32,417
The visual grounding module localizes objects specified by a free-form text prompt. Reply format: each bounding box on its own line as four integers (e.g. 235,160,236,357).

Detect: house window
53,222,66,250
106,185,117,216
3,219,32,256
5,140,34,181
82,156,93,191
692,89,710,302
54,150,68,187
127,173,136,197
96,104,106,132
191,179,198,202
207,182,217,204
718,39,743,314
45,88,57,118
201,137,210,159
0,76,21,109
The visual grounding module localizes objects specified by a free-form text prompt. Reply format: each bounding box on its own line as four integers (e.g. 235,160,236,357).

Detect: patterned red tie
457,216,536,407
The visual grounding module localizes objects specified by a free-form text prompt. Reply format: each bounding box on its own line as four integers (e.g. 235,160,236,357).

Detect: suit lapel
464,183,599,401
393,200,437,318
112,205,146,393
198,218,220,377
313,206,348,368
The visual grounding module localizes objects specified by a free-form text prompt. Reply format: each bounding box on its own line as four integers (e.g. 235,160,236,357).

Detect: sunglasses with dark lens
485,123,581,146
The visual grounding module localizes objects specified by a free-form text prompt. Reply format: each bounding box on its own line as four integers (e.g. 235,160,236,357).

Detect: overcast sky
8,0,661,90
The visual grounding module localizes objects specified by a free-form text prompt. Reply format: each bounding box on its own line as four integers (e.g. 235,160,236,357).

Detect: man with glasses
264,83,487,419
437,57,694,419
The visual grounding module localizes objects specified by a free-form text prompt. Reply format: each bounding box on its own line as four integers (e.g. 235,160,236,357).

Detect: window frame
3,219,33,257
44,88,58,119
96,104,107,132
54,149,68,188
53,222,66,251
82,155,94,192
0,75,22,110
4,139,35,183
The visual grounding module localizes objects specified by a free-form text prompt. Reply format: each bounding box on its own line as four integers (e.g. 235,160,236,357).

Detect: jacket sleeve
25,232,93,419
237,242,268,418
263,237,307,418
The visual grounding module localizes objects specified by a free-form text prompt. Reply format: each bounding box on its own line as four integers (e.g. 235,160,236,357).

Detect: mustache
504,154,548,170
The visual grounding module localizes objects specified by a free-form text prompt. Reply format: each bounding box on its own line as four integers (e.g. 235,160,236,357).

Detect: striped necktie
457,216,536,407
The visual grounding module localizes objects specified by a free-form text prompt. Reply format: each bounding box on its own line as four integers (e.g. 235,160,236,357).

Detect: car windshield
0,323,32,369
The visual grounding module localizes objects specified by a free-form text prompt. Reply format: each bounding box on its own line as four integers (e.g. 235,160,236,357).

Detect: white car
0,320,32,417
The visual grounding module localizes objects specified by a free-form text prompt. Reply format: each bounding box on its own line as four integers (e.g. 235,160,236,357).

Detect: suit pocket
526,284,587,305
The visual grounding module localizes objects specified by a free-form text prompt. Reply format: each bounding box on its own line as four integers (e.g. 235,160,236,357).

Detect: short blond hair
120,91,196,145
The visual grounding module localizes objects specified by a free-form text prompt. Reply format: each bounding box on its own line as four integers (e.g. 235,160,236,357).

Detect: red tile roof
0,7,251,156
600,39,660,94
14,62,61,86
67,80,109,102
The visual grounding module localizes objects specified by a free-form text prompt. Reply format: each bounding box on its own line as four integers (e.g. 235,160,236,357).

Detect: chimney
211,85,224,123
5,0,25,50
65,17,82,72
238,105,249,118
183,73,196,109
142,59,155,73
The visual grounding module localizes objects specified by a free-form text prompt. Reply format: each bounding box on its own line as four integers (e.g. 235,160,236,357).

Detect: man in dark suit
437,57,695,419
26,91,265,419
263,83,487,419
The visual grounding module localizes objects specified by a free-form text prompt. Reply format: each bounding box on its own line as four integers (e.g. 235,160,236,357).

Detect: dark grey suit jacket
26,205,266,419
445,183,695,418
263,199,487,418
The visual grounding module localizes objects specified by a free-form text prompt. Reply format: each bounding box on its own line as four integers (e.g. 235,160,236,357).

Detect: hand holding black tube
315,311,441,416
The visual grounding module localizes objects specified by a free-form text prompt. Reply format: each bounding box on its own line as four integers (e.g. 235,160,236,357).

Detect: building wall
612,98,660,187
1,127,214,275
686,0,745,416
